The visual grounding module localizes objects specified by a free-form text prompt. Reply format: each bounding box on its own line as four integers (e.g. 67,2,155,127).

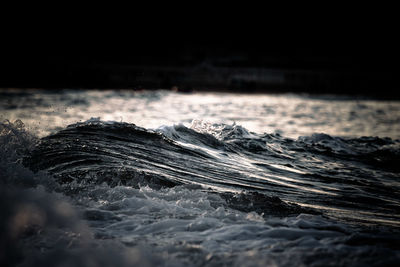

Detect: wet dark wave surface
2,117,400,266
3,89,400,266
25,119,400,227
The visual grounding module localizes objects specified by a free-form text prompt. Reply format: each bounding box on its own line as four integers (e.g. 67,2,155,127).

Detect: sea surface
1,89,400,266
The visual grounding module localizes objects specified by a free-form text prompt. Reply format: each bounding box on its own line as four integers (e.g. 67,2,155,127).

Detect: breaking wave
2,119,400,266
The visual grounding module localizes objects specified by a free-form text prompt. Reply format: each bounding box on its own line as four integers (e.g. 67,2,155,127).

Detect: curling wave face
24,119,400,227
1,119,399,266
2,89,400,266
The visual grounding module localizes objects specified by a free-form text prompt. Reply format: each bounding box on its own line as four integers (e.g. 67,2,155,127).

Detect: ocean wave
16,119,399,225
2,118,400,266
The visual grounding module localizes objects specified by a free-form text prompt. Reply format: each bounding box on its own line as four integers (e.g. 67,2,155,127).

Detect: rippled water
1,89,400,139
1,89,400,266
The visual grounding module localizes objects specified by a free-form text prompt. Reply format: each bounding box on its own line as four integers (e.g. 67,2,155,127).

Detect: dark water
25,119,400,225
1,89,400,266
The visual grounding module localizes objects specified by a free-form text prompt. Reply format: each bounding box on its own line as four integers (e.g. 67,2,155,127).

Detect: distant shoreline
1,63,399,99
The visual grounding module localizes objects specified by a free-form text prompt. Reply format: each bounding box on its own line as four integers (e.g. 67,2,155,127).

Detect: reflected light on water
1,89,400,140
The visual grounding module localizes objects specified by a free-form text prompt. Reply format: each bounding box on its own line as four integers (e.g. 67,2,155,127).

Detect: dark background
1,9,399,97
